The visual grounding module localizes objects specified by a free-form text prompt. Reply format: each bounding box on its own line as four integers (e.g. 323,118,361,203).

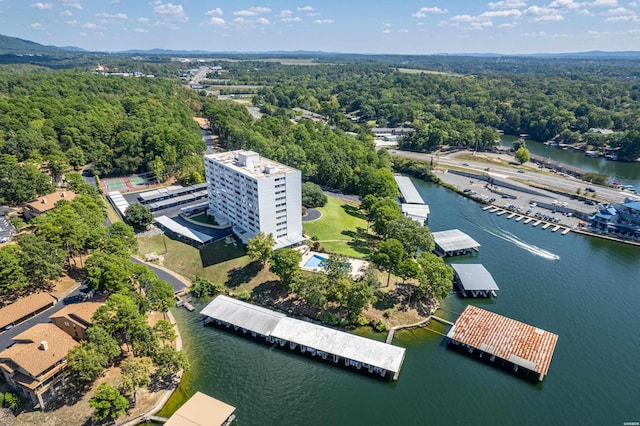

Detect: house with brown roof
0,293,57,331
0,323,78,408
49,302,102,340
23,190,76,221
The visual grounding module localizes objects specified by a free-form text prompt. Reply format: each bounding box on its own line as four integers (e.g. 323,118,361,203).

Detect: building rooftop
451,264,499,291
165,391,236,426
205,150,299,180
138,184,207,203
201,296,406,374
0,323,78,378
433,229,480,253
447,306,558,376
400,203,430,224
24,190,77,214
49,302,103,328
394,176,424,204
0,293,57,330
155,215,214,245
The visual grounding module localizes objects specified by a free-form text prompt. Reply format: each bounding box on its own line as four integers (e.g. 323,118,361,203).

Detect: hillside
0,33,62,54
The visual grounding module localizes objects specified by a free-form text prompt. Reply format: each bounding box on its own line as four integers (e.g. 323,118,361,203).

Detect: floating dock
562,228,571,235
507,213,516,219
164,391,236,426
542,223,552,229
496,210,507,216
394,176,425,205
532,220,541,226
200,296,406,380
515,216,524,222
446,306,558,381
433,229,481,257
451,264,499,298
482,205,493,211
552,225,561,232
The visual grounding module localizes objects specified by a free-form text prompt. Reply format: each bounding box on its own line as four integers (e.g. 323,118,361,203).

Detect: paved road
130,257,188,293
302,208,321,222
0,284,91,350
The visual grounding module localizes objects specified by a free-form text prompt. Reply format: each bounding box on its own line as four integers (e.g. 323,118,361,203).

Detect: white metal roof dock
394,176,425,204
432,229,480,257
451,264,499,297
400,203,430,225
446,306,559,381
201,296,406,380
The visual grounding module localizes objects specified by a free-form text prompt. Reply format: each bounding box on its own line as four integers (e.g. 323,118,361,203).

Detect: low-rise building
0,323,78,408
23,190,76,221
49,302,102,340
589,198,640,240
0,293,57,331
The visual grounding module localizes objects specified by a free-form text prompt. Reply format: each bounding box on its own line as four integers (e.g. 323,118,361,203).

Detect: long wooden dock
524,218,533,224
533,220,541,226
552,225,561,232
507,213,516,219
431,315,454,326
561,228,571,235
515,215,524,222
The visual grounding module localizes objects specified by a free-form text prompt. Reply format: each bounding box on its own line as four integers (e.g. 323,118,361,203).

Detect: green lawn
303,196,371,258
137,234,261,285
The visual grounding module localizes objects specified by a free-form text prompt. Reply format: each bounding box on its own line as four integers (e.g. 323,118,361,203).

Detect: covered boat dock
451,264,499,297
432,229,480,257
164,391,235,426
446,306,558,381
200,296,406,380
394,176,425,204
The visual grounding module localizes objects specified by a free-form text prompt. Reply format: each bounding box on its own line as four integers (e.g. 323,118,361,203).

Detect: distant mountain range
3,32,640,59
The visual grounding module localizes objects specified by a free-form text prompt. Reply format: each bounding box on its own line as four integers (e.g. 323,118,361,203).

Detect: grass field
137,234,277,291
303,196,371,258
397,67,464,77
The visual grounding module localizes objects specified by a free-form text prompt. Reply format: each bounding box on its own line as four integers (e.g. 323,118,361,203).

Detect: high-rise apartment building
204,150,304,248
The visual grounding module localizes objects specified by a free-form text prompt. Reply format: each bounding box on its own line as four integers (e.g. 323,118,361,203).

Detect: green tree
0,245,28,293
301,182,327,207
17,233,65,287
270,248,302,288
142,277,175,314
345,279,376,320
85,252,133,293
397,259,420,284
373,238,405,287
369,198,402,237
151,156,166,183
66,341,108,383
417,252,454,300
104,222,138,255
292,273,329,309
153,320,177,344
65,146,86,171
246,232,275,266
93,293,147,351
153,345,190,380
515,146,530,165
124,204,153,231
320,254,352,282
120,356,153,402
89,383,129,421
190,276,223,298
87,325,122,363
386,216,435,256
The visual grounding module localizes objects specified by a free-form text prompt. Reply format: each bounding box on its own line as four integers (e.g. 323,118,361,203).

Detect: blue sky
1,0,640,53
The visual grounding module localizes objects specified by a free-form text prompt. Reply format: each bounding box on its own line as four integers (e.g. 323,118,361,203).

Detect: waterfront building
394,175,430,225
49,302,102,340
165,391,236,426
0,323,78,408
204,150,304,248
451,264,499,297
201,296,406,380
446,306,558,381
589,198,640,240
432,229,480,257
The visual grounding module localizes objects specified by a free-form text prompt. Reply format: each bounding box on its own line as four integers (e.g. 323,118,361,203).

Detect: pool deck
299,250,369,279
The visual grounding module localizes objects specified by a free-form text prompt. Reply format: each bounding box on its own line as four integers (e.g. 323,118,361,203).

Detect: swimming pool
304,254,328,268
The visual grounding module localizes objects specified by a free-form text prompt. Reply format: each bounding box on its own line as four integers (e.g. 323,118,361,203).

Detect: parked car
517,170,525,174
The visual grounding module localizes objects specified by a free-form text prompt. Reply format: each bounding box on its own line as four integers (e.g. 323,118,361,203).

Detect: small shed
451,264,499,297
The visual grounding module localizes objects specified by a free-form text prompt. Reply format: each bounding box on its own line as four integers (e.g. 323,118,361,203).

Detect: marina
394,175,430,225
451,264,499,298
200,296,406,380
432,229,481,257
446,306,559,382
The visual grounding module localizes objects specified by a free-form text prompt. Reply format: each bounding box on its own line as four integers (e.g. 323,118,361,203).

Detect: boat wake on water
483,227,560,261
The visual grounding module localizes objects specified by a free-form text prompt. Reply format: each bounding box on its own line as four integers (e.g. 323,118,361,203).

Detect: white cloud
629,1,638,7
480,9,522,17
313,19,334,24
413,7,448,18
30,22,43,30
297,6,314,11
256,17,270,24
96,12,127,19
59,10,72,17
62,1,83,10
136,17,149,23
154,3,188,23
499,22,518,27
578,8,595,15
605,6,631,13
398,29,409,33
208,17,225,26
281,17,302,22
488,0,527,9
31,2,53,10
134,28,148,33
383,22,391,27
590,0,618,6
522,31,549,37
548,0,583,9
278,9,293,17
526,6,565,21
206,8,223,16
234,7,271,16
82,22,98,29
382,29,391,33
66,20,78,26
605,14,638,20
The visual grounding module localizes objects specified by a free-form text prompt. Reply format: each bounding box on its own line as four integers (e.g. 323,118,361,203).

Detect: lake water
501,134,640,189
167,177,640,425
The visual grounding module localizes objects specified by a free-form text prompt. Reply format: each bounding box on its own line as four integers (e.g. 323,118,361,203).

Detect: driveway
130,257,188,293
302,208,321,222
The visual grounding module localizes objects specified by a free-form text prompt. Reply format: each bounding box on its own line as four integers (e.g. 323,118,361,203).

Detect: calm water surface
168,178,640,425
501,134,640,189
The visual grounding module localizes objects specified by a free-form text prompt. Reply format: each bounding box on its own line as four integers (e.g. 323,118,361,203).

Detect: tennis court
129,176,151,186
104,178,127,191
